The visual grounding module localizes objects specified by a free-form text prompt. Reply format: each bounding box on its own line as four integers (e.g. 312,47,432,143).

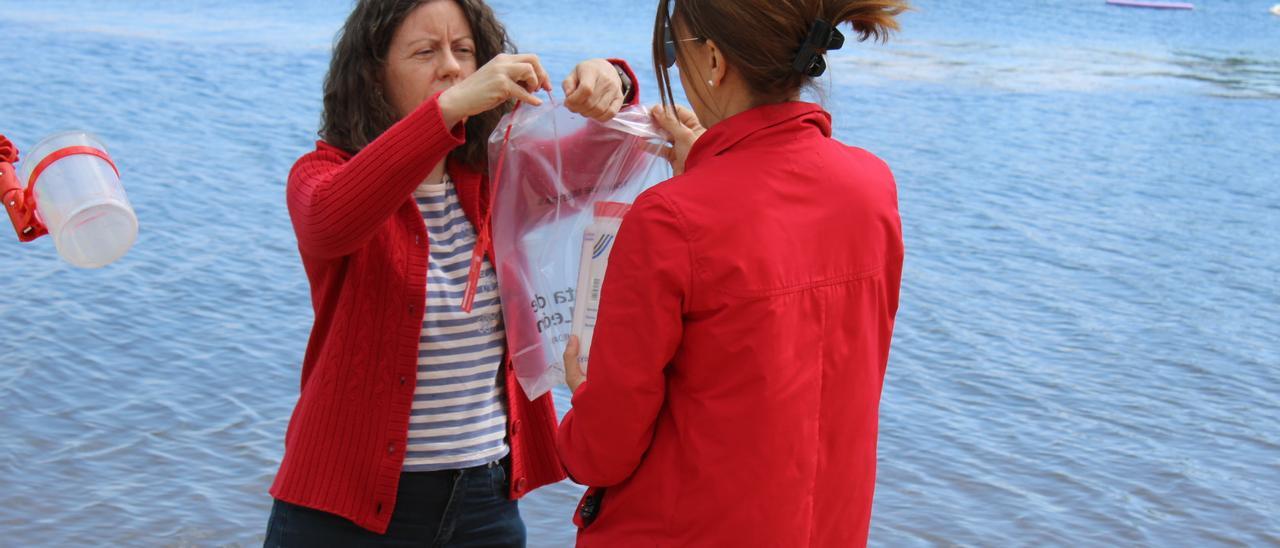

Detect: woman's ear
705,39,726,88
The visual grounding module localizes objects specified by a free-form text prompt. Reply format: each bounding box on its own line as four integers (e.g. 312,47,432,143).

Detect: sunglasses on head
662,24,702,69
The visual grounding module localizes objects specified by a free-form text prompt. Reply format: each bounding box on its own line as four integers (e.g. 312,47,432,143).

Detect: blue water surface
1,0,1277,546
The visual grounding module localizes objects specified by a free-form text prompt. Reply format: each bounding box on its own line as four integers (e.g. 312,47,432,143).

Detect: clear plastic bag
486,100,671,400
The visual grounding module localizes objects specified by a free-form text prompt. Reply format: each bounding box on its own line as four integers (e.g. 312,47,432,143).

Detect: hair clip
792,19,846,77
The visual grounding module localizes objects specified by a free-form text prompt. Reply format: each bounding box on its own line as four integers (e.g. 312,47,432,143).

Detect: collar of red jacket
685,101,832,173
446,158,484,190
316,139,485,188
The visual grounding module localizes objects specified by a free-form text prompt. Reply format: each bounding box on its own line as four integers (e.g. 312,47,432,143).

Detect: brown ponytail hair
652,0,909,108
320,0,514,169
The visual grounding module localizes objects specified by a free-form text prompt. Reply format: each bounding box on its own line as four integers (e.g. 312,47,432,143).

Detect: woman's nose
438,49,462,80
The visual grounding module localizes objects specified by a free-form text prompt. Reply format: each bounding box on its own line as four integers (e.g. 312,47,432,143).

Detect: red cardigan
557,102,904,546
272,61,640,534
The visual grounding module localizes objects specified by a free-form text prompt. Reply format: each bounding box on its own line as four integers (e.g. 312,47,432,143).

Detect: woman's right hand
563,335,586,393
651,104,706,176
439,53,553,128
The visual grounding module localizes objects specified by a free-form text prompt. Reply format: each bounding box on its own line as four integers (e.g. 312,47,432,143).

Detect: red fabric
271,61,639,535
557,102,904,546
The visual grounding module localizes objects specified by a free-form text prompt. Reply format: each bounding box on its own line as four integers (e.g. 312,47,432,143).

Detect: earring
707,80,714,87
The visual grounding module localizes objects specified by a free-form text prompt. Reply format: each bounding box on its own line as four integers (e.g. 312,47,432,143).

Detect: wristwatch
612,62,634,103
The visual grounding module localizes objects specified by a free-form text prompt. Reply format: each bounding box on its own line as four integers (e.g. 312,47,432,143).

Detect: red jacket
272,61,640,534
557,102,904,546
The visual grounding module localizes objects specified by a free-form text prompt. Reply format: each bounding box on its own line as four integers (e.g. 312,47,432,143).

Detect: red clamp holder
0,133,48,242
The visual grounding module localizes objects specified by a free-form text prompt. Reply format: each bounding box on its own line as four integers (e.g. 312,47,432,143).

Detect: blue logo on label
592,234,614,259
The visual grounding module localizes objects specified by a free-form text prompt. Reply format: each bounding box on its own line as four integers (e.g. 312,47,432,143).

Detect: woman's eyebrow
405,35,442,49
405,34,474,50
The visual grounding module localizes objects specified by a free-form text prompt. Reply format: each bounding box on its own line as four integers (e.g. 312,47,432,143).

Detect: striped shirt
405,176,510,472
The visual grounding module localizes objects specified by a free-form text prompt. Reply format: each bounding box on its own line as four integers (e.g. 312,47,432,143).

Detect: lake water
1,0,1277,546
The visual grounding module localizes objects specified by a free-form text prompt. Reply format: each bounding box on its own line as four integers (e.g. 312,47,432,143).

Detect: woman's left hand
563,59,627,122
563,335,586,393
651,104,706,176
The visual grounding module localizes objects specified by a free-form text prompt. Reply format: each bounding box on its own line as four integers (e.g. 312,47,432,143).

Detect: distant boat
1271,4,1280,16
1106,0,1194,9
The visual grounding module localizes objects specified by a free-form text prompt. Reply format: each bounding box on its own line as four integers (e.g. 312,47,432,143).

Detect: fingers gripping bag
483,99,671,400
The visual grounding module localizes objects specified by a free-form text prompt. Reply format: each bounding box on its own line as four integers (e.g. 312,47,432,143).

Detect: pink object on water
1106,0,1195,10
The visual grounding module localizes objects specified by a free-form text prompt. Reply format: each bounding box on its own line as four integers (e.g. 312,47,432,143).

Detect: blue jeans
263,462,525,547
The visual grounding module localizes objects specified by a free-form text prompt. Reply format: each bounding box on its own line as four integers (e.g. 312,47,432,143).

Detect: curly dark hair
320,0,515,170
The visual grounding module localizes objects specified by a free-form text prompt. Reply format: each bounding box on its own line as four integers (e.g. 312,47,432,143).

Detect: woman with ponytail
556,0,908,545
